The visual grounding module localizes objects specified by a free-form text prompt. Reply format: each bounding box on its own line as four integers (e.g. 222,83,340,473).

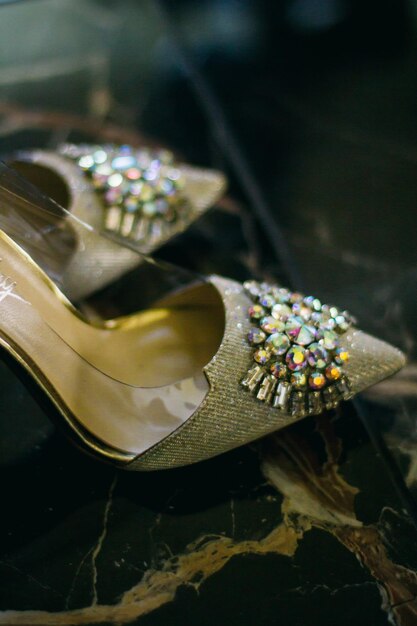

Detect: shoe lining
0,232,225,455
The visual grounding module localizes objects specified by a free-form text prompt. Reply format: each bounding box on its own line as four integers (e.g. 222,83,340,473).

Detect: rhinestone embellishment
59,143,190,244
241,281,355,418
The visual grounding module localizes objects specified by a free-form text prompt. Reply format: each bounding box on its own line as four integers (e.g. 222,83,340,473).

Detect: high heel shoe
6,143,226,300
0,163,406,470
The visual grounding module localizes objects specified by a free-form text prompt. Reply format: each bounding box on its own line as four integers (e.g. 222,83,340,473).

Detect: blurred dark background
1,0,416,326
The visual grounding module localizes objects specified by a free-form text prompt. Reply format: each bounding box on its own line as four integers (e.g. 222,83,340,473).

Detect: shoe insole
0,231,225,455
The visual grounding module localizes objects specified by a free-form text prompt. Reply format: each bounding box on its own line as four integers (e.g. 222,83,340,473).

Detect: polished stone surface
0,0,417,624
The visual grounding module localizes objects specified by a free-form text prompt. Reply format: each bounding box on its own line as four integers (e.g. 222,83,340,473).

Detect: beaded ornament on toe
59,143,191,245
241,280,356,418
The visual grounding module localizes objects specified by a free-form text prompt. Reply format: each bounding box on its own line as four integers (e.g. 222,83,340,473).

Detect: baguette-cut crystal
273,382,292,410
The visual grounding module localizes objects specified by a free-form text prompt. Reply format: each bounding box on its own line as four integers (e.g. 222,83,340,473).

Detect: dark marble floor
0,1,417,624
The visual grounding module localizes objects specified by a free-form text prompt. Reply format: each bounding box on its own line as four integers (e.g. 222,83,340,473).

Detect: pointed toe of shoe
342,328,406,395
127,278,406,471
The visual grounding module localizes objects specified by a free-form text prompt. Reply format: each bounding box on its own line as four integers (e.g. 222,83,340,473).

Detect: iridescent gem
290,371,307,389
260,316,285,334
334,347,349,365
266,332,290,355
307,343,329,369
142,202,157,217
78,155,95,169
323,317,337,331
112,155,136,170
290,292,303,303
271,303,292,320
95,163,113,176
320,305,332,323
259,282,272,293
270,362,288,380
248,304,265,320
307,297,322,311
243,281,262,298
93,149,107,164
157,179,175,194
108,173,123,188
247,328,266,345
292,302,312,321
303,295,322,311
330,306,339,318
254,349,270,365
303,295,315,308
259,294,276,309
285,346,307,371
295,325,316,346
285,315,303,339
311,311,323,324
155,198,169,215
126,167,141,180
144,167,158,182
325,363,342,381
320,330,339,351
334,315,350,332
309,371,326,390
271,287,290,303
130,182,144,196
140,184,155,201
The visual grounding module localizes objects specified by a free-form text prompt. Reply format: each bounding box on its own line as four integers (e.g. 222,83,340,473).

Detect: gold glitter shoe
0,164,406,470
7,143,226,300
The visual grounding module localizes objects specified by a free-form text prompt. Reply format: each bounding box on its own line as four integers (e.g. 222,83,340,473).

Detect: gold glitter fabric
127,277,406,471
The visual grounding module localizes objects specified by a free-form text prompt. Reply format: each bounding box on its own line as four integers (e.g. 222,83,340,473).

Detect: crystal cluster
60,143,189,243
241,281,354,418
